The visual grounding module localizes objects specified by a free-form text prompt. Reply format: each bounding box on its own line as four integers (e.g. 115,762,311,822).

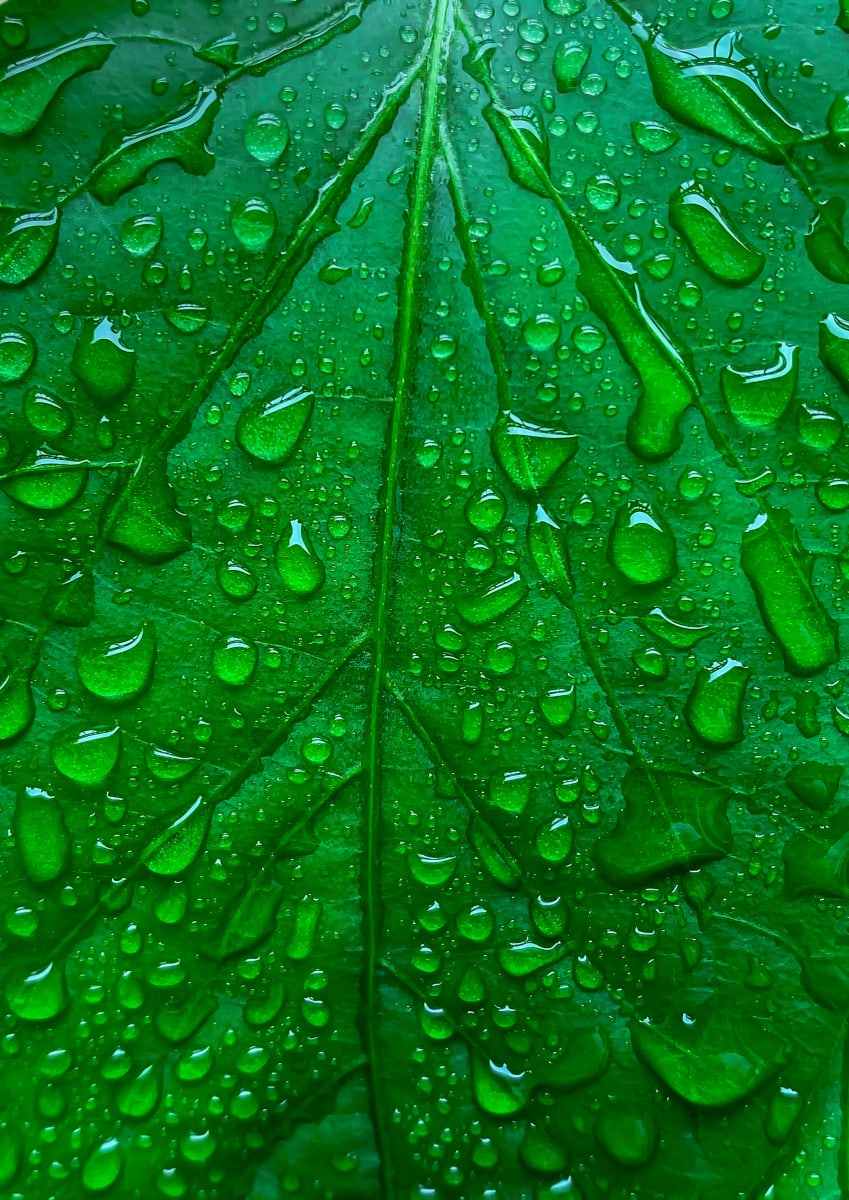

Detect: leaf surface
0,0,848,1196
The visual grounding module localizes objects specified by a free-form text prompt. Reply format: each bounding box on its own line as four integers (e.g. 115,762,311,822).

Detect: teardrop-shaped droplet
0,32,114,138
117,1064,161,1119
72,317,136,405
106,459,191,563
685,658,750,748
669,179,764,286
0,664,34,742
275,519,325,597
6,960,68,1022
120,212,163,256
0,326,34,380
609,502,677,586
819,311,849,394
540,684,576,729
78,623,156,702
491,410,577,495
52,724,121,786
14,786,69,883
721,342,798,427
553,39,590,91
472,1057,530,1116
23,387,72,436
0,206,60,286
457,572,529,626
483,102,550,198
3,448,88,510
82,1138,123,1192
236,386,313,464
43,563,94,627
145,796,209,876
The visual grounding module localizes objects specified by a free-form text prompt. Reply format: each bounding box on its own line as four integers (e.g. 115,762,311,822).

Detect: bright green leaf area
1,0,849,1195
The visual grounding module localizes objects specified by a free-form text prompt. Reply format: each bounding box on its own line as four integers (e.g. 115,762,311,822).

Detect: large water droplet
236,386,313,464
72,317,136,405
78,623,156,702
609,502,677,586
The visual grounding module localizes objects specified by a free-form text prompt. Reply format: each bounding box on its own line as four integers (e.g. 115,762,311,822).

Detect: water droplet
244,110,289,164
670,179,764,286
276,519,325,597
685,658,749,748
236,386,313,464
492,410,577,495
51,724,121,786
609,502,677,586
72,317,135,405
0,32,114,138
231,195,277,251
0,206,60,285
78,624,156,702
15,787,69,883
0,326,34,381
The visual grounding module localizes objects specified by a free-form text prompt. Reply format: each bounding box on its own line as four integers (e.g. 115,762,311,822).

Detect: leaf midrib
360,0,453,1190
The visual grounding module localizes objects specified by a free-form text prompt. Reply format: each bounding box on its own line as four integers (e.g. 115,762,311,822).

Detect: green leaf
0,0,847,1196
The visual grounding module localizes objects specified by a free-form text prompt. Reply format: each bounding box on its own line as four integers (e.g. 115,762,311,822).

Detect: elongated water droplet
806,197,849,283
0,664,34,742
596,766,732,885
553,40,590,91
819,311,849,393
741,510,837,676
457,571,528,626
685,658,749,748
483,102,550,198
0,326,34,380
639,606,710,649
78,623,156,702
145,796,208,875
15,786,69,883
0,206,59,285
276,519,325,597
632,1008,780,1108
624,17,802,162
117,1065,161,1119
670,179,764,286
3,448,87,510
0,31,114,138
236,386,313,464
91,86,220,205
528,504,573,601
